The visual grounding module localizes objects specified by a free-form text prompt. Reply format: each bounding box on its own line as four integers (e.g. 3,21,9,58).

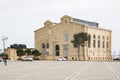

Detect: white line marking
65,62,91,80
106,63,120,79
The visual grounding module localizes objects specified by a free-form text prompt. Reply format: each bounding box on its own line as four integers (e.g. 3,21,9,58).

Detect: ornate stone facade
35,15,112,61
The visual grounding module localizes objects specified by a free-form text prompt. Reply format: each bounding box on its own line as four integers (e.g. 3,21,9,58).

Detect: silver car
22,57,33,61
57,57,67,61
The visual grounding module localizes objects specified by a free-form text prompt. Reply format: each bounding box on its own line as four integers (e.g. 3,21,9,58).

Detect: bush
33,57,40,60
17,58,22,60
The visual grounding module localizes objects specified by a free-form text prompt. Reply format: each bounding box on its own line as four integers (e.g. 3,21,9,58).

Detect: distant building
35,15,112,61
5,48,18,60
4,44,27,60
5,48,35,60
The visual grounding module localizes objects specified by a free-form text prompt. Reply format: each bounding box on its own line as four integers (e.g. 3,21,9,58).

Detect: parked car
113,58,120,60
21,57,33,61
57,57,67,61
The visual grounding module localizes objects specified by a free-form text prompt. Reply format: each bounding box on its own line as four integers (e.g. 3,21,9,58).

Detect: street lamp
0,49,2,54
1,35,8,53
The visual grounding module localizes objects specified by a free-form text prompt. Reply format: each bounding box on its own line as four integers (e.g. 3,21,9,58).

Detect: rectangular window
93,40,96,48
88,39,91,48
64,30,69,41
42,43,45,48
98,40,100,48
107,42,108,48
47,43,49,48
102,41,104,48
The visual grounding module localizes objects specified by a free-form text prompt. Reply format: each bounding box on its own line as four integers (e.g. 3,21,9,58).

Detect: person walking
3,56,7,66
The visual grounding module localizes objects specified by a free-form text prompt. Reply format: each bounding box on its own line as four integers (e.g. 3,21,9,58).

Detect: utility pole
119,51,120,59
0,49,2,54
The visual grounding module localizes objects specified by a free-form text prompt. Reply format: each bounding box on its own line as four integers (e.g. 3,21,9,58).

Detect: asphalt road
0,61,120,80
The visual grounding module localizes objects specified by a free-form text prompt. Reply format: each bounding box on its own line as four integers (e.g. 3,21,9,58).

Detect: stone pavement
0,61,120,80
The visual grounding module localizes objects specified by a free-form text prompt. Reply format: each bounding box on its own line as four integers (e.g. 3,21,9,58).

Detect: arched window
65,20,67,23
106,41,108,48
42,43,45,48
106,36,109,48
102,41,104,48
55,45,60,56
98,35,100,39
88,34,91,48
47,43,49,48
64,30,69,41
93,35,96,39
98,40,100,48
98,35,100,48
93,35,96,48
102,36,105,48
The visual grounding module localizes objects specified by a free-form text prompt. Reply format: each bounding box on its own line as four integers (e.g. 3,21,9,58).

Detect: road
0,61,120,80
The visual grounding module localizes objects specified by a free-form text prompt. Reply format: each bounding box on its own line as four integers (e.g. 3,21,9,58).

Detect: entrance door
55,45,60,56
63,45,68,58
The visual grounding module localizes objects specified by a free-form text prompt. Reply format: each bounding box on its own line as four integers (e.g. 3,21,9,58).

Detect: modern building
34,15,112,61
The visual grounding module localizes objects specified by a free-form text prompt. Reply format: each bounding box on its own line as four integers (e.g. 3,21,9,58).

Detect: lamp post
1,35,8,53
0,49,2,54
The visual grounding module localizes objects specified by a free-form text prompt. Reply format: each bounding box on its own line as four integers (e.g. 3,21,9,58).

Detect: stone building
5,48,18,60
5,48,35,60
34,15,112,61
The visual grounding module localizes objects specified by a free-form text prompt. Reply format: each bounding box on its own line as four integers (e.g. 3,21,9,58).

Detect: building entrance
63,45,68,59
55,45,60,56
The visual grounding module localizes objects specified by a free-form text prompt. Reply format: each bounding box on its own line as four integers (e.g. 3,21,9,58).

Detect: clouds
0,0,118,18
0,0,113,15
0,0,120,52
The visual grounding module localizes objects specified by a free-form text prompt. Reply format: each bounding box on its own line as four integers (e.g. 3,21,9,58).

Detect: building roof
72,18,98,27
34,15,111,32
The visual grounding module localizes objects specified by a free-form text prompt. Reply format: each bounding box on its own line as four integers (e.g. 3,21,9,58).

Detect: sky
0,0,120,54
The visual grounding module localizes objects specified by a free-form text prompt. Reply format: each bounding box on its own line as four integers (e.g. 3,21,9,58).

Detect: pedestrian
3,56,7,66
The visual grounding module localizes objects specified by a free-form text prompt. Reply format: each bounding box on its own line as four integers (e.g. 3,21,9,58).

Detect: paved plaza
0,61,120,80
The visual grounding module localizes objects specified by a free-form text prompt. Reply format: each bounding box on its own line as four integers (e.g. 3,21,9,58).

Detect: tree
0,53,8,58
16,49,25,59
10,44,27,49
25,49,32,56
71,32,90,61
32,49,41,59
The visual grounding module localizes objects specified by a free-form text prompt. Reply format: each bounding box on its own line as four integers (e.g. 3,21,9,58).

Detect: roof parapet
44,20,57,27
